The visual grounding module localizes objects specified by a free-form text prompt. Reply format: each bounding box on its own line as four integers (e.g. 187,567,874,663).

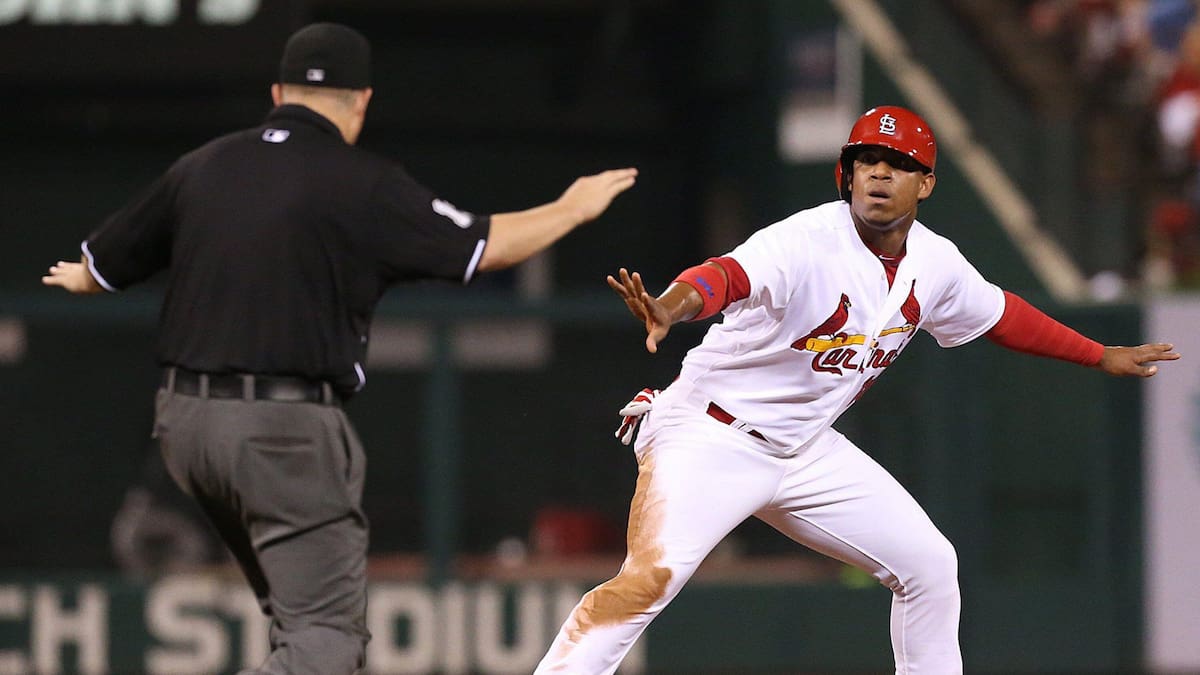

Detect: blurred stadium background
2,0,1199,673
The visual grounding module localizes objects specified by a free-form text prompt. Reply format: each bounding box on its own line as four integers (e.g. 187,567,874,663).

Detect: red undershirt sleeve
985,290,1105,366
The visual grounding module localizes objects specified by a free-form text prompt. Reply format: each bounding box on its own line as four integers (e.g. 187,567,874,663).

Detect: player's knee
906,534,958,596
578,564,674,625
929,534,958,580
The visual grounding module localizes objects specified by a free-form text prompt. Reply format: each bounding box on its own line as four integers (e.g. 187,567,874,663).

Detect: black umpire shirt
84,104,491,395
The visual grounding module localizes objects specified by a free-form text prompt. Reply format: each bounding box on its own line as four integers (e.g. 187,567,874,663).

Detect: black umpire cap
279,23,371,89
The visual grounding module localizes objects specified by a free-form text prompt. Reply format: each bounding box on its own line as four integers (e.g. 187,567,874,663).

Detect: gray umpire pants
154,388,370,675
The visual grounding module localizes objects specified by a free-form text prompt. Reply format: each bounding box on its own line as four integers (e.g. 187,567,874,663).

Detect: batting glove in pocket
615,387,659,445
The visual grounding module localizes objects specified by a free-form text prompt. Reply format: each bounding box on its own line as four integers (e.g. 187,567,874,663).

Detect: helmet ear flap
835,154,853,202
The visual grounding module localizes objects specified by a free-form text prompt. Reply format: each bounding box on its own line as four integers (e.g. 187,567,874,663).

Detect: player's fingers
610,279,636,308
606,274,629,298
1130,344,1180,369
619,269,644,301
1131,345,1174,376
630,271,647,298
617,267,634,289
1143,343,1181,361
609,273,652,323
613,268,629,292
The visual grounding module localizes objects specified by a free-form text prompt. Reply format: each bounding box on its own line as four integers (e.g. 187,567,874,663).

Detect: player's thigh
756,432,954,587
633,413,781,570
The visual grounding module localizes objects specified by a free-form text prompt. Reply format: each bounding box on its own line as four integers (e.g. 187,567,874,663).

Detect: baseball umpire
534,105,1178,674
42,22,636,675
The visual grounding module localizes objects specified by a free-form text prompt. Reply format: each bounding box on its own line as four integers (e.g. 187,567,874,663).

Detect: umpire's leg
157,391,370,675
251,512,369,675
235,403,370,675
191,496,369,675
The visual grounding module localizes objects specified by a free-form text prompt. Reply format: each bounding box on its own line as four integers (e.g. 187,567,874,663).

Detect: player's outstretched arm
41,255,104,294
987,291,1181,377
607,267,702,353
1095,343,1180,377
479,168,638,271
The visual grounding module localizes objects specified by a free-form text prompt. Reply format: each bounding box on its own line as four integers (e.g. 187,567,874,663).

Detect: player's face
848,147,936,231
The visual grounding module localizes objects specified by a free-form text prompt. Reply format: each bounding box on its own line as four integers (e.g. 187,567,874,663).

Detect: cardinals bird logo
791,293,864,375
791,293,856,353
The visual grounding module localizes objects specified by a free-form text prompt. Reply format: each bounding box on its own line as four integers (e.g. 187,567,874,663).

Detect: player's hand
41,259,104,294
607,268,672,353
558,168,638,224
1095,343,1180,377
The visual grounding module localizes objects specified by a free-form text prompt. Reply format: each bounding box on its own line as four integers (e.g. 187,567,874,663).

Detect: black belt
162,367,340,406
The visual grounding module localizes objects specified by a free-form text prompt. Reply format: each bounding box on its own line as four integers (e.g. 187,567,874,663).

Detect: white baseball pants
534,384,962,675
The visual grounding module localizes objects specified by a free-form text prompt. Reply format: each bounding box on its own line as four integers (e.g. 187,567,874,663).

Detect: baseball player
534,106,1179,674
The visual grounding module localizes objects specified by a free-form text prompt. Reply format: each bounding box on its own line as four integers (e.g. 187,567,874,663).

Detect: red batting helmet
835,105,936,202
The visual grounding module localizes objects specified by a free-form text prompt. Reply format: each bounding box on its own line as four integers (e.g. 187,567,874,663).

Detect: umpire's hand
558,168,639,223
42,256,104,294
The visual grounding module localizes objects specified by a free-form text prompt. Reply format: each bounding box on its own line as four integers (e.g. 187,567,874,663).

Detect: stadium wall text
0,577,646,675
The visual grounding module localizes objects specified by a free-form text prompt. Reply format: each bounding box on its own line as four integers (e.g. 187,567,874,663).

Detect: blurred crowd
1026,0,1200,290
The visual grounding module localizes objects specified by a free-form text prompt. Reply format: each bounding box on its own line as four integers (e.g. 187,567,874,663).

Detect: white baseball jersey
677,200,1005,455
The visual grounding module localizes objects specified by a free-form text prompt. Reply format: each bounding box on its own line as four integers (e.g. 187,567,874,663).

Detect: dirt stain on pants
568,449,672,641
